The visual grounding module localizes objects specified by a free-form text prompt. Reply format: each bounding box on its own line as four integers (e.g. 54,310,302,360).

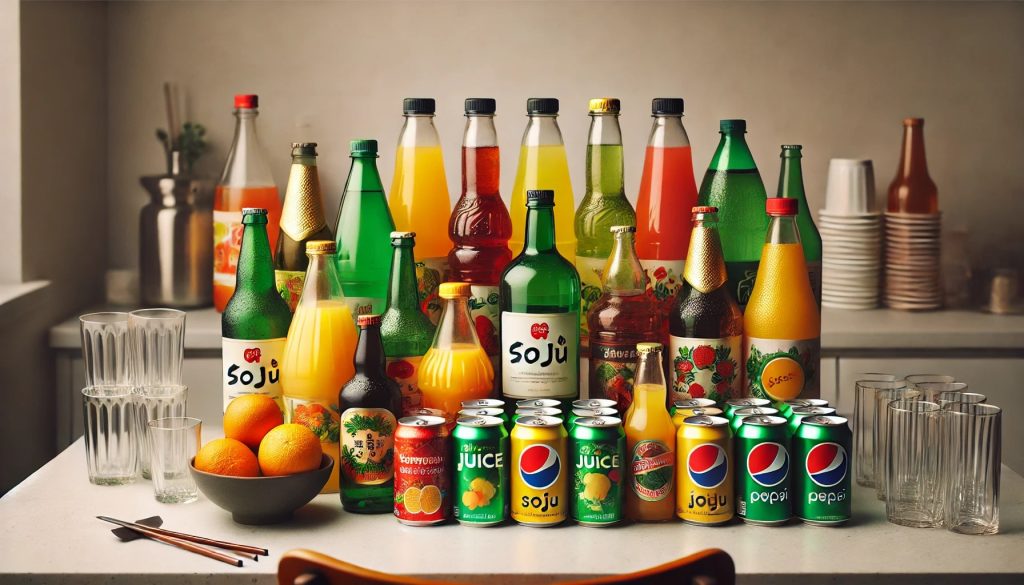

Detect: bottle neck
434,297,480,349
345,155,385,194
398,114,442,148
586,113,624,195
766,215,802,245
898,123,929,178
386,244,421,311
462,115,499,197
603,232,646,294
684,216,728,292
281,157,327,233
634,350,667,396
220,109,274,186
524,205,557,254
777,152,806,203
297,253,345,306
647,115,691,148
236,219,276,293
522,114,565,147
354,325,387,376
708,130,757,171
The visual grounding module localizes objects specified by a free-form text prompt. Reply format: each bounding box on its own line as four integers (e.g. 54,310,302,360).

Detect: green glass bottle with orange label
743,198,820,403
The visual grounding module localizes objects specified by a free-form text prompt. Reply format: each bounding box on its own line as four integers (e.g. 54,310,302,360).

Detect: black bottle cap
465,98,496,115
403,98,436,115
652,98,684,115
527,98,559,115
526,190,555,206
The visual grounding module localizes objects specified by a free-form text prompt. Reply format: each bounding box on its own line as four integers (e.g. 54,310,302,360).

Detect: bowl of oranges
189,395,333,525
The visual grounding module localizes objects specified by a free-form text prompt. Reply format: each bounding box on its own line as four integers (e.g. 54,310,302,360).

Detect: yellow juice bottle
743,198,821,402
624,343,676,521
509,99,576,261
280,241,358,493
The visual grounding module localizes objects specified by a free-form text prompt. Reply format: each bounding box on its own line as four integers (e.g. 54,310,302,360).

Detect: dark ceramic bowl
189,454,333,525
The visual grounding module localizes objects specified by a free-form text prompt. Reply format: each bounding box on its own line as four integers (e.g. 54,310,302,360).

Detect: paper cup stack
819,159,881,310
884,211,942,310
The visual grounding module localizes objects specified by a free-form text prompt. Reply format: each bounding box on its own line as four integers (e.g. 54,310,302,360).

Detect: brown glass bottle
667,207,743,405
887,118,938,214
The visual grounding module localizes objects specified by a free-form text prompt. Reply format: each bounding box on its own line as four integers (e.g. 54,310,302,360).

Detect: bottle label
468,285,500,357
575,255,606,349
640,259,685,317
222,337,285,411
668,335,742,404
339,408,397,485
725,261,760,309
744,336,821,401
589,341,639,412
500,311,578,398
213,210,244,289
806,260,822,307
343,296,384,322
284,394,341,444
631,439,674,502
387,356,424,416
416,257,448,325
274,270,305,312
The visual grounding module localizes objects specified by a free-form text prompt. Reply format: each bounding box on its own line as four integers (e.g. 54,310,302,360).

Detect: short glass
132,385,188,479
82,386,137,485
885,400,942,528
129,308,186,385
148,417,202,503
853,378,904,488
943,403,1001,535
80,313,130,386
874,386,921,500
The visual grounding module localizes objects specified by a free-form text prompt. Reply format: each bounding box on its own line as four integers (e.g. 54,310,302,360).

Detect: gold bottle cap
439,282,471,299
390,231,416,239
610,225,636,234
588,98,620,114
306,240,336,254
636,342,663,354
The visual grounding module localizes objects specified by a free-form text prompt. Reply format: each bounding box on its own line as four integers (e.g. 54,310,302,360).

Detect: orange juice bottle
418,282,495,424
624,342,676,521
280,241,358,493
743,198,820,403
389,98,452,324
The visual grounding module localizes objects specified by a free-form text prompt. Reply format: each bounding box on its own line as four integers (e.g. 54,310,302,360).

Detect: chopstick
97,516,243,567
102,516,268,557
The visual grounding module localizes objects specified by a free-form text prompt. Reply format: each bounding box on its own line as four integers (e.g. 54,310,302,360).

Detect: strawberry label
274,270,305,312
589,341,639,412
531,323,549,340
243,348,261,364
222,337,285,411
501,311,578,399
669,335,741,405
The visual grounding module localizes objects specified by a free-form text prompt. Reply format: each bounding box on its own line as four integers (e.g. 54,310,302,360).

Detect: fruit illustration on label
244,348,261,364
531,322,549,340
462,477,497,510
670,337,740,403
631,440,674,502
340,410,396,485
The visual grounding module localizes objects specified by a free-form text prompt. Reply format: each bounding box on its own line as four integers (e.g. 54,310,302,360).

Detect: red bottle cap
357,314,382,328
234,94,258,109
766,198,799,216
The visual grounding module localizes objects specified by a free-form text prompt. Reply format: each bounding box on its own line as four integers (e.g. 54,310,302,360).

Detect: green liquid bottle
221,208,292,411
381,231,436,415
777,145,822,306
334,139,396,321
697,119,769,308
501,190,581,407
575,98,636,352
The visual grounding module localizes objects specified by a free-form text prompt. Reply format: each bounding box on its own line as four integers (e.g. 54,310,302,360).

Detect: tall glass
943,403,1001,535
132,385,188,479
913,381,967,403
904,374,954,387
874,386,921,500
148,417,201,503
938,391,986,409
80,312,130,386
129,308,185,385
853,378,905,487
885,400,942,528
82,386,137,485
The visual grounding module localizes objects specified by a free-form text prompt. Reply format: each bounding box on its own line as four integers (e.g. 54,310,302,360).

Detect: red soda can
394,415,450,526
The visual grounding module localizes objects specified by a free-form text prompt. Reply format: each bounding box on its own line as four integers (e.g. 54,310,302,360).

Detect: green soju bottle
381,231,436,416
335,139,396,321
777,145,822,306
339,314,402,513
501,190,581,407
222,207,292,411
697,120,769,308
575,98,637,352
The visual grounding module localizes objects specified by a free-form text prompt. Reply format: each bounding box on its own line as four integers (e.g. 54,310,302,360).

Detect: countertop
2,431,1023,584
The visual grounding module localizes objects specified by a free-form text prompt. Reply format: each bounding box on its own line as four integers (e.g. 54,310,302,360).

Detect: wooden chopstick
97,516,242,567
101,516,268,557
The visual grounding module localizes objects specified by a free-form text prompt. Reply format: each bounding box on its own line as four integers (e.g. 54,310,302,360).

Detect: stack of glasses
883,212,943,310
819,159,882,310
853,374,1000,534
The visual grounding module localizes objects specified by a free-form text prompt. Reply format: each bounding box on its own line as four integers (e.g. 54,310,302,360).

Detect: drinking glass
904,374,955,388
913,381,968,403
132,385,188,479
82,386,137,485
80,313,130,386
874,386,921,500
148,417,201,503
938,391,986,409
129,308,185,385
885,399,942,528
853,378,904,488
943,403,1001,535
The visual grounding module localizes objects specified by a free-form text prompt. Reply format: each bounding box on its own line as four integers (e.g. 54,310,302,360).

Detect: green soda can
453,415,509,526
792,415,851,526
516,398,562,409
786,406,836,436
724,398,770,420
571,416,625,526
670,398,716,416
778,398,828,420
736,415,792,525
572,399,617,411
567,407,618,430
462,398,506,410
459,407,510,429
730,407,780,434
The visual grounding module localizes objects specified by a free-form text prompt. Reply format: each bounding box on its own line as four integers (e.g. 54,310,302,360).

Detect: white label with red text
222,337,286,411
500,311,578,398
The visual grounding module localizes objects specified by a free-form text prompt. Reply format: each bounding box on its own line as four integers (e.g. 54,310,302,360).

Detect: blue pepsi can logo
806,442,847,488
519,444,561,489
746,442,789,487
687,443,728,489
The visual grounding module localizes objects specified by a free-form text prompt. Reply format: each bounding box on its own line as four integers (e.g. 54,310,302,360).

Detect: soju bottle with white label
222,208,292,411
500,190,581,408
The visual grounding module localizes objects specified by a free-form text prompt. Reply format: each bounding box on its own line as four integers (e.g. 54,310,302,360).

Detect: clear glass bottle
624,342,676,522
777,145,822,306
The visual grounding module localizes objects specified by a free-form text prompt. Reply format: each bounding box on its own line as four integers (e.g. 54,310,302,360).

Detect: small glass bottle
624,342,676,522
887,117,938,214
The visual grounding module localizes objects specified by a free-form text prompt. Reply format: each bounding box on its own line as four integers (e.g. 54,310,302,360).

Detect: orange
194,438,260,477
258,424,322,476
403,486,422,514
223,394,284,450
419,485,442,515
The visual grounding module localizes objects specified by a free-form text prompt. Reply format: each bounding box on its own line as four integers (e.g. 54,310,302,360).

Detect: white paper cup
825,159,876,216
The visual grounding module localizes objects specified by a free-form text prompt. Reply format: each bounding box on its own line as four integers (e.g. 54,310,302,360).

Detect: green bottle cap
781,144,803,158
465,98,496,115
526,190,555,207
350,139,378,156
527,98,559,115
720,119,746,133
403,98,435,115
241,208,268,216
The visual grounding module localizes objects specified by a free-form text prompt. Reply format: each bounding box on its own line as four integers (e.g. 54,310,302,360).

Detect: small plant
156,122,207,175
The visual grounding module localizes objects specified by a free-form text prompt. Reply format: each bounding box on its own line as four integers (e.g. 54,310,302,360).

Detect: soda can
516,398,562,410
778,398,829,420
676,415,734,525
571,416,624,527
411,407,446,418
724,398,771,420
511,415,568,526
672,407,724,429
453,415,508,527
459,407,510,429
572,398,617,411
786,406,837,436
461,398,505,410
567,407,618,430
792,415,852,526
513,407,563,425
670,398,716,416
394,415,450,526
736,415,792,525
729,407,780,434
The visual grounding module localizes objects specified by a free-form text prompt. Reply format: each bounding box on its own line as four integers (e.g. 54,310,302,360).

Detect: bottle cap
720,119,746,133
652,98,684,115
306,240,336,254
527,98,559,115
610,225,636,234
781,144,802,158
241,208,268,216
692,206,718,214
350,139,378,156
403,98,436,115
903,117,924,127
390,231,416,239
636,342,663,354
589,98,621,114
439,282,471,299
234,94,258,109
526,189,555,207
465,98,496,115
291,142,317,157
766,197,799,216
357,314,382,328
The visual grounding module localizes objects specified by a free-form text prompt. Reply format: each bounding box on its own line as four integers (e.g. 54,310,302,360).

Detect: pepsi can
736,415,792,525
676,415,734,525
516,398,562,410
511,415,568,526
513,407,563,426
729,406,780,434
793,415,852,526
724,398,770,420
670,398,716,416
461,398,506,410
786,406,837,436
671,407,723,429
778,398,829,419
572,398,617,411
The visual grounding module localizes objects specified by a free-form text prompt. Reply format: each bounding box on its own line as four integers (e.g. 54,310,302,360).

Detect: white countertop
2,431,1023,584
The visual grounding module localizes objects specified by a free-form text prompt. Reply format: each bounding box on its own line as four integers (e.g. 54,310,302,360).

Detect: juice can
779,398,829,420
459,407,510,430
793,415,851,526
676,415,734,525
671,406,723,429
511,415,567,526
394,415,450,526
723,398,770,420
571,416,625,526
670,398,716,416
730,406,780,434
567,407,618,430
787,406,836,436
461,398,506,410
736,415,792,525
453,415,508,527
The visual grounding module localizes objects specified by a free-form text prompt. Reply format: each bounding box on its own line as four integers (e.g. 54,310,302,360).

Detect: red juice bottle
448,98,512,375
